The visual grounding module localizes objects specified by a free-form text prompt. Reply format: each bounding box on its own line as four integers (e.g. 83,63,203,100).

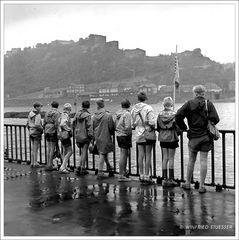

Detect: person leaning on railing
157,97,180,188
92,99,115,180
114,99,132,182
73,100,93,176
175,85,220,193
131,91,156,184
43,101,61,171
58,103,73,174
26,101,44,168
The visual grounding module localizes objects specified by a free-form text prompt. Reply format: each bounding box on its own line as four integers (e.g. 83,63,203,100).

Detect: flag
173,54,180,89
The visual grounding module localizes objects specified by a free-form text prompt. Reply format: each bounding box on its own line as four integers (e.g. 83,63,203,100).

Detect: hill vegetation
4,36,235,98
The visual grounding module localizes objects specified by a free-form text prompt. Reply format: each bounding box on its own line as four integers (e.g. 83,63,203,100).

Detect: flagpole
173,45,177,111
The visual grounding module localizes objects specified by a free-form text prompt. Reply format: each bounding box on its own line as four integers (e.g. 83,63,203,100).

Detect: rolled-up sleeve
175,102,188,131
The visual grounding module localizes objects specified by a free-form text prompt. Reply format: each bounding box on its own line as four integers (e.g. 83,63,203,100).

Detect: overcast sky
2,1,237,63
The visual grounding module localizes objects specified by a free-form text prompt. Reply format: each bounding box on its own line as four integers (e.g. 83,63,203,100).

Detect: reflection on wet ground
4,162,235,236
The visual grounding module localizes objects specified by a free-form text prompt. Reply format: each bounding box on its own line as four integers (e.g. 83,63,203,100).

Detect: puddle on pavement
4,170,235,236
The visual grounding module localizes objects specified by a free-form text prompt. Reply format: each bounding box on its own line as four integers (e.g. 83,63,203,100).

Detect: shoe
167,179,177,187
108,170,114,177
76,167,89,176
45,165,57,171
81,168,89,175
66,167,74,172
118,175,131,182
31,163,43,168
75,167,83,175
181,182,191,190
198,187,207,193
97,172,106,180
144,176,155,185
59,168,70,174
162,179,168,187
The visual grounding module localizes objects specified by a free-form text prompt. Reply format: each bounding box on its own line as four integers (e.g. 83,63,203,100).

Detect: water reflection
24,173,234,236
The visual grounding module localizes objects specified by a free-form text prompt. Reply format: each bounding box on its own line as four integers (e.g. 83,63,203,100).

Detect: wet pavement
4,162,235,237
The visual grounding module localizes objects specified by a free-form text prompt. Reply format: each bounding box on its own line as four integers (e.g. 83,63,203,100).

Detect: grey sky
2,1,237,63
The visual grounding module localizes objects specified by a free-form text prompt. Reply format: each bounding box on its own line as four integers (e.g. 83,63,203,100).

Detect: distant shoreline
4,98,235,119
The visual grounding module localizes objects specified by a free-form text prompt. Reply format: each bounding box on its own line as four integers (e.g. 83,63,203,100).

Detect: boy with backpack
43,101,60,171
157,97,179,187
57,103,73,174
73,100,93,176
27,101,44,167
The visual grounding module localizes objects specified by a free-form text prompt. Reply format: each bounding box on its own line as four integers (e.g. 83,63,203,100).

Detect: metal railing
4,124,236,189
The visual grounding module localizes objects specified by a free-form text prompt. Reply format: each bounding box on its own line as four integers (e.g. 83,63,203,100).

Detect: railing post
6,126,9,159
180,133,184,181
211,141,215,185
29,134,32,163
152,142,156,178
19,126,23,163
128,148,131,175
39,140,42,164
92,153,95,170
233,132,235,188
24,126,28,162
10,125,13,161
136,143,139,176
222,132,226,187
44,134,47,165
72,128,76,168
113,133,116,172
14,126,18,161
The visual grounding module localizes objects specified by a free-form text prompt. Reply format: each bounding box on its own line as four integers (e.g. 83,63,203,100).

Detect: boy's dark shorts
117,135,132,149
160,141,179,149
76,142,90,149
137,140,156,146
30,135,42,141
188,135,212,152
45,133,58,142
61,138,72,148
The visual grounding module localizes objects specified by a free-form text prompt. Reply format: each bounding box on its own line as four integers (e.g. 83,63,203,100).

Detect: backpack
44,112,58,135
57,113,70,141
75,117,89,144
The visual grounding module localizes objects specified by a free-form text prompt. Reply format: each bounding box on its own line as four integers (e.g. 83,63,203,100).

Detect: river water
3,102,236,187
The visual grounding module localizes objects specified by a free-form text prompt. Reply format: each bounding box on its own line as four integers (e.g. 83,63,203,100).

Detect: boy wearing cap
157,97,179,187
175,85,220,193
27,102,44,167
43,101,60,171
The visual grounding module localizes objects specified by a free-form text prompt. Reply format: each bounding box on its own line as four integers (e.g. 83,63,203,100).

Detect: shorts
76,142,89,149
45,132,58,142
188,135,212,152
160,141,179,149
61,138,72,147
30,135,42,141
137,140,156,146
117,135,132,149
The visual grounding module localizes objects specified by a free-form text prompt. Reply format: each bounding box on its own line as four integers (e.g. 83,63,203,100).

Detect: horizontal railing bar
3,124,235,189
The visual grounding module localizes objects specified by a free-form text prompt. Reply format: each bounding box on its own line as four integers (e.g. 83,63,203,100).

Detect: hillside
4,35,235,98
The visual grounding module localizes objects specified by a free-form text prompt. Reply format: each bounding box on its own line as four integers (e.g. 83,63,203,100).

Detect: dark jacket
175,96,220,139
92,108,115,154
43,108,60,135
157,109,179,142
73,109,93,141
